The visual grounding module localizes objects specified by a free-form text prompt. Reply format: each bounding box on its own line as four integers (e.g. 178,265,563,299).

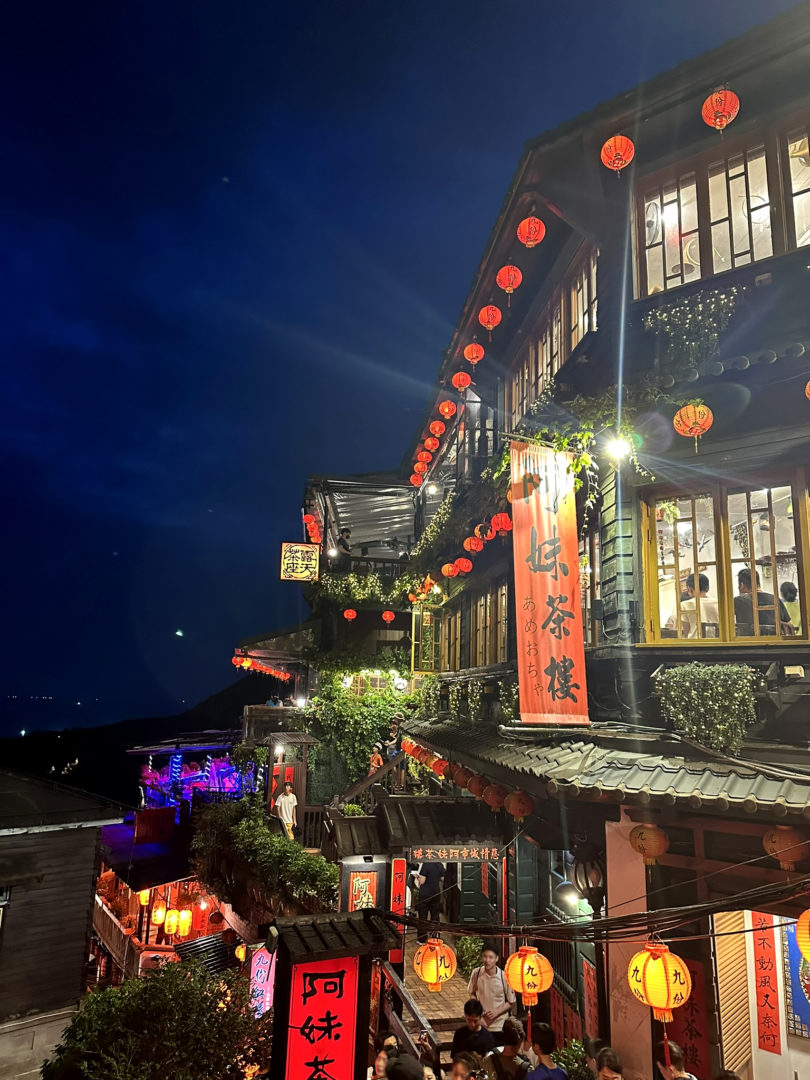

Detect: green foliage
341,802,365,817
192,798,338,911
448,682,462,716
415,674,441,719
455,934,484,979
467,679,483,721
316,572,406,607
655,662,757,753
643,284,745,368
554,1040,593,1080
499,678,520,724
42,960,271,1080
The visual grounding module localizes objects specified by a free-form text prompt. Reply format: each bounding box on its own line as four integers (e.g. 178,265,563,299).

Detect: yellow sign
280,542,320,582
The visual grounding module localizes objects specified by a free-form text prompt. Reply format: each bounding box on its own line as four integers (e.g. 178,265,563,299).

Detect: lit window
708,146,773,273
728,484,796,638
643,173,700,293
787,127,810,248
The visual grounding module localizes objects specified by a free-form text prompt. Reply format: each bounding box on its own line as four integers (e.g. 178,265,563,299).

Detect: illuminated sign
286,955,358,1080
249,946,276,1017
409,845,500,862
389,858,407,964
347,871,377,911
280,542,320,582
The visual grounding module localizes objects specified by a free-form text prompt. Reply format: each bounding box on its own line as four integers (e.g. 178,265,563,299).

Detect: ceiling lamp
702,87,740,132
464,343,485,365
413,461,427,475
429,420,446,437
505,946,554,1007
417,450,432,463
410,473,424,487
601,134,635,175
424,436,440,451
382,610,396,624
451,372,472,392
441,562,458,578
463,536,484,553
438,401,457,419
343,609,357,621
517,216,546,248
414,938,457,993
496,265,523,307
673,402,714,453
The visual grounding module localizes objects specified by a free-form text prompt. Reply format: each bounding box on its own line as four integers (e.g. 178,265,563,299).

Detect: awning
175,932,239,975
308,473,418,555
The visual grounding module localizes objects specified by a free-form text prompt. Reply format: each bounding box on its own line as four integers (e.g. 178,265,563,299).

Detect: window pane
787,129,810,193
654,495,716,639
712,221,732,273
708,164,728,221
646,244,664,293
795,190,810,248
680,173,699,233
729,173,749,256
729,484,798,638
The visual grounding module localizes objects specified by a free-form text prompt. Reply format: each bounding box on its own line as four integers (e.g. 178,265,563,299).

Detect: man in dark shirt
733,568,790,635
452,999,496,1058
415,860,444,942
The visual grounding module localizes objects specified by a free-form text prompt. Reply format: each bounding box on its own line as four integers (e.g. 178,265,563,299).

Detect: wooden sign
348,871,378,911
280,542,320,582
389,858,407,964
409,844,500,862
582,957,599,1040
752,911,782,1055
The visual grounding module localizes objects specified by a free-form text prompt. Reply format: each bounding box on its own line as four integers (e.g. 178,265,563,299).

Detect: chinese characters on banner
409,845,499,862
752,911,782,1055
582,958,599,1040
249,946,276,1017
286,956,358,1080
280,542,320,582
389,858,406,964
668,959,711,1077
510,442,589,725
348,871,378,911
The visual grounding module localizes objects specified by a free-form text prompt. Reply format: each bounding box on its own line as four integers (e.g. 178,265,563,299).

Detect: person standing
468,942,516,1034
481,1019,531,1080
369,742,384,775
594,1049,622,1080
335,528,353,573
415,860,445,942
654,1041,699,1080
526,1024,567,1080
275,780,297,840
452,999,496,1057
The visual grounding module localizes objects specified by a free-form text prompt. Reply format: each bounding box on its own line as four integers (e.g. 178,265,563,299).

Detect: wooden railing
92,896,141,980
335,751,406,815
380,961,443,1075
302,805,325,849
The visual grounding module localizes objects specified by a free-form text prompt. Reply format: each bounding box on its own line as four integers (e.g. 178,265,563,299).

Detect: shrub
455,934,484,979
655,661,757,753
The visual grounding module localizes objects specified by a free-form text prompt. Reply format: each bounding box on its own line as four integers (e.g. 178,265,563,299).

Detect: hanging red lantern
439,760,454,779
438,401,457,419
601,134,635,174
474,523,496,541
452,371,472,392
410,473,424,487
231,656,242,666
382,610,396,624
441,562,459,578
302,514,315,524
517,216,546,248
424,436,441,451
454,557,473,575
627,940,692,1023
673,402,714,452
496,265,523,307
483,783,507,811
432,758,449,777
468,774,490,799
429,420,446,437
505,946,554,1006
701,88,740,131
464,343,485,366
805,381,810,401
762,825,809,872
492,513,513,533
343,608,357,621
453,766,474,789
414,461,428,475
478,304,502,340
417,450,432,463
504,790,533,822
414,938,457,993
463,536,484,554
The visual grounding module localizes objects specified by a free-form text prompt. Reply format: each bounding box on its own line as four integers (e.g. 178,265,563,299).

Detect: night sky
1,0,796,733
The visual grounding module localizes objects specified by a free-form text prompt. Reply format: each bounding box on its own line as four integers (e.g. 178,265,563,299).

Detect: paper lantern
796,910,810,962
231,656,242,667
453,766,474,789
478,304,502,339
702,88,740,131
429,420,446,437
241,658,252,669
177,909,193,937
235,943,247,962
629,823,670,866
673,403,714,452
302,514,315,524
601,134,635,173
464,343,485,365
150,899,167,926
441,562,459,578
343,608,357,621
805,381,810,401
762,825,809,872
382,610,396,624
496,265,523,306
438,401,457,419
432,758,449,777
138,889,150,906
424,436,441,451
517,216,546,248
439,760,454,779
410,473,424,487
164,908,180,935
454,557,473,574
483,783,507,811
463,536,484,554
505,946,554,1006
414,938,457,993
492,513,512,533
452,371,472,392
414,461,428,475
417,450,432,463
504,790,533,822
627,940,692,1022
468,773,489,799
475,523,496,541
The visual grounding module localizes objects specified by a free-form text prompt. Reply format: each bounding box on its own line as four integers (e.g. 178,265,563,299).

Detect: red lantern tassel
662,1026,671,1070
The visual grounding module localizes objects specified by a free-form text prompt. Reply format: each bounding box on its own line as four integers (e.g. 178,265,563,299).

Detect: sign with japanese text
582,957,599,1040
409,844,500,862
783,919,810,1038
280,542,320,582
668,958,710,1077
286,955,358,1080
249,946,276,1017
389,858,407,964
348,871,378,911
510,442,589,725
752,911,782,1054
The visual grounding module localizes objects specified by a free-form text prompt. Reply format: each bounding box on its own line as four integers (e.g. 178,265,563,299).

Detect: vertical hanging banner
510,442,589,725
249,946,276,1017
752,911,782,1055
389,858,407,963
286,955,359,1080
582,957,599,1041
668,958,711,1076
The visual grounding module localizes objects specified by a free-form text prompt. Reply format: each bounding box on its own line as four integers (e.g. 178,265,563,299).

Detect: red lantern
382,610,395,624
673,402,714,452
410,473,424,487
231,656,242,666
496,265,523,307
302,514,315,524
454,557,473,575
463,343,485,366
452,371,472,392
343,608,357,621
453,766,473,789
505,946,554,1006
438,401,457,419
417,450,432,463
463,536,484,554
441,562,458,578
478,304,502,340
439,760,453,779
702,88,740,131
432,758,449,777
414,461,428,475
516,216,546,248
475,523,495,541
483,783,507,811
504,790,534,822
468,774,489,799
805,381,810,401
424,436,440,451
601,134,635,174
429,420,446,437
492,513,512,533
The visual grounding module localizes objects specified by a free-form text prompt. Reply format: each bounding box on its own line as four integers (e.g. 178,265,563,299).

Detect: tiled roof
403,718,810,820
273,909,400,961
175,932,238,975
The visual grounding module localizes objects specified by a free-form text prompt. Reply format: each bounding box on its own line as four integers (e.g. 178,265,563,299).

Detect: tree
42,960,272,1080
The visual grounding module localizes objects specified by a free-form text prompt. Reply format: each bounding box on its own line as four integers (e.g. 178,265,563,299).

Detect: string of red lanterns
463,343,485,366
495,265,523,307
451,371,472,392
231,656,291,680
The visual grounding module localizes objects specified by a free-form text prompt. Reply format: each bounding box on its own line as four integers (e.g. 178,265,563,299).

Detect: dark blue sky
1,0,796,728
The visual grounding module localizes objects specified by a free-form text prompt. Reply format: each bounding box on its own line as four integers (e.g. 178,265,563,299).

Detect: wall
0,1005,78,1079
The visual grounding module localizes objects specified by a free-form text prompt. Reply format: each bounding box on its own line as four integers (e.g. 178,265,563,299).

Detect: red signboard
669,958,711,1077
270,763,294,810
286,955,359,1080
510,442,589,725
348,871,378,911
564,1003,582,1043
249,946,276,1017
582,957,599,1040
549,985,564,1045
389,858,406,964
752,911,782,1055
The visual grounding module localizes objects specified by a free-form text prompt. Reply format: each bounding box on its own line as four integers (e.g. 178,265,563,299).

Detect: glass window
787,127,810,248
570,249,599,351
709,146,773,273
643,173,700,293
496,582,509,663
654,494,718,639
728,484,797,638
580,530,601,646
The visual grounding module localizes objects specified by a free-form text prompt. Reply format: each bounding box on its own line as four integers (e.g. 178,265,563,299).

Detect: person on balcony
335,528,352,573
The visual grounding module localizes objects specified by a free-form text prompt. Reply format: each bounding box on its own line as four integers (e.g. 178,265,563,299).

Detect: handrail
336,751,405,805
380,961,443,1075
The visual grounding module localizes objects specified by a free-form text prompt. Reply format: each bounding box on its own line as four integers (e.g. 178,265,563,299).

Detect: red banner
389,858,407,963
286,955,358,1080
752,911,782,1055
510,442,589,725
668,958,711,1077
582,957,599,1041
348,871,378,911
549,986,564,1046
564,1003,582,1043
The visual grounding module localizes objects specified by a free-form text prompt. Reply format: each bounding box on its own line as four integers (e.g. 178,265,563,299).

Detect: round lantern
429,420,446,437
414,461,428,475
414,937,457,993
517,216,546,248
231,656,242,667
343,608,357,622
796,910,810,962
483,783,508,811
762,825,809,872
464,343,485,366
452,371,472,392
302,514,315,524
475,523,496,541
441,562,459,578
453,766,474,789
417,450,432,463
478,304,503,339
454,557,473,574
241,658,253,669
601,134,635,174
439,760,454,779
424,436,441,451
410,473,424,487
702,88,740,131
805,381,810,401
629,823,670,866
208,911,224,925
505,946,554,1007
438,401,457,419
627,940,692,1022
492,513,512,533
432,758,449,777
673,402,714,452
235,943,247,962
177,909,193,937
164,909,180,936
504,790,534,822
150,899,167,926
382,610,396,624
463,536,484,554
138,889,150,906
496,265,523,306
468,773,489,799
